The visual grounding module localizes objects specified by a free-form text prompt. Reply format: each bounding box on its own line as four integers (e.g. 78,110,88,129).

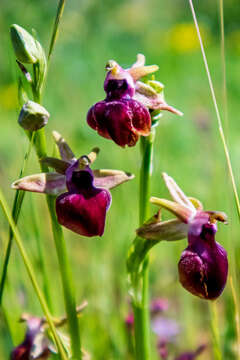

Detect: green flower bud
18,101,49,131
10,24,41,64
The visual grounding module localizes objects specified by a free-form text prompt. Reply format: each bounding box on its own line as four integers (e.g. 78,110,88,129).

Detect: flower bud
10,24,40,64
18,101,49,131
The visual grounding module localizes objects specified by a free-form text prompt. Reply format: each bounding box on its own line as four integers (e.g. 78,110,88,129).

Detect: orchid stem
210,302,222,360
133,129,155,360
0,132,35,305
30,193,53,311
0,188,67,360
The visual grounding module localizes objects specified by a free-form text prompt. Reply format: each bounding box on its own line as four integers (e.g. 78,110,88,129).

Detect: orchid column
87,54,182,360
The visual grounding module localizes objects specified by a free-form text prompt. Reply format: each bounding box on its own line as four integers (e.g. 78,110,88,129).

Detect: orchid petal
188,197,203,210
128,55,159,81
87,147,100,164
131,53,146,68
12,173,66,195
128,64,159,81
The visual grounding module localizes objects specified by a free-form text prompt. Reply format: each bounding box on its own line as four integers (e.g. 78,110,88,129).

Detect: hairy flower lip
87,97,151,147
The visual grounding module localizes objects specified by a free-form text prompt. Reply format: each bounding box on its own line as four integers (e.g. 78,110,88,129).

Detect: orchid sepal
52,131,76,162
40,157,70,174
12,172,66,195
137,218,189,242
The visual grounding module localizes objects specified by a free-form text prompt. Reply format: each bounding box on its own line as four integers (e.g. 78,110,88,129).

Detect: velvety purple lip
56,159,111,237
178,212,228,300
87,72,151,148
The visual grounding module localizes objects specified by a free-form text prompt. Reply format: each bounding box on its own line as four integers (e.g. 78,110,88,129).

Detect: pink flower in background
11,317,50,360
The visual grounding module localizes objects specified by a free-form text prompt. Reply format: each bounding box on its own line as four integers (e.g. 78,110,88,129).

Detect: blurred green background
1,0,240,359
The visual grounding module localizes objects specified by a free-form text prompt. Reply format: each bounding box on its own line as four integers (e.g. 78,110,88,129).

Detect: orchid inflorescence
7,17,228,360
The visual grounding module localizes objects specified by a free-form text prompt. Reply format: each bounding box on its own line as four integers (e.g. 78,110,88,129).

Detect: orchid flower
87,54,182,147
12,131,134,237
11,316,51,360
137,173,228,300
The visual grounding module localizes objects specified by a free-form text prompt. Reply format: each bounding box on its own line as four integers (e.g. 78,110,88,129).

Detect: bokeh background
1,0,240,358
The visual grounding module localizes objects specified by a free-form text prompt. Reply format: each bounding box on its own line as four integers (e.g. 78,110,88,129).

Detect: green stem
209,302,222,360
30,194,53,311
133,130,155,360
0,189,67,360
48,0,66,62
0,132,35,304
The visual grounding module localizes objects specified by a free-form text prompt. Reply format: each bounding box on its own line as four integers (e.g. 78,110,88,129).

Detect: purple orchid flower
12,131,134,237
87,54,182,147
137,173,228,300
11,316,50,360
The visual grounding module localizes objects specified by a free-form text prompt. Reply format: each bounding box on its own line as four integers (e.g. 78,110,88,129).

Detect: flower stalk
0,132,35,305
133,129,155,360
